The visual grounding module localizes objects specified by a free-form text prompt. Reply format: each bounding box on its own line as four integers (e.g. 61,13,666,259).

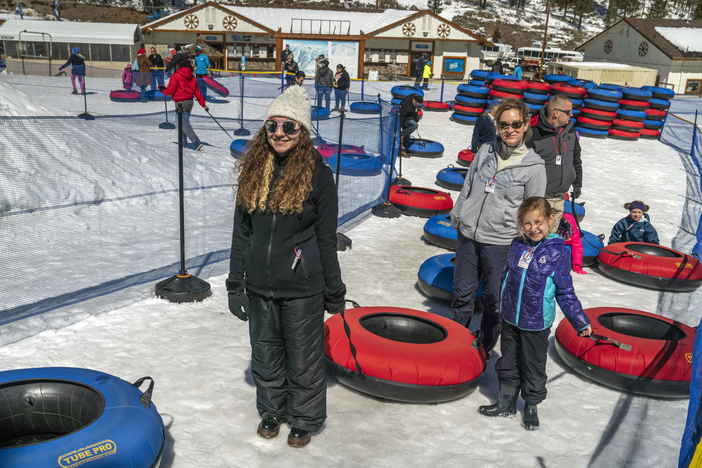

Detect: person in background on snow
512,59,524,79
608,201,659,245
558,210,586,275
148,46,165,91
471,99,501,153
415,53,426,85
226,86,346,448
314,59,333,110
193,45,211,101
527,94,582,233
280,44,293,68
284,55,299,87
122,63,134,90
422,61,432,90
333,64,350,112
135,48,153,102
491,57,503,74
284,71,306,89
478,196,591,431
59,47,85,95
398,93,422,157
165,45,189,75
159,60,208,151
451,99,546,358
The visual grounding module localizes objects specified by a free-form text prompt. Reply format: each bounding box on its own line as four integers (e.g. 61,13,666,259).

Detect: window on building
685,79,701,94
253,46,259,58
51,43,69,61
3,41,19,58
111,45,131,62
365,50,371,62
378,50,385,62
91,44,111,62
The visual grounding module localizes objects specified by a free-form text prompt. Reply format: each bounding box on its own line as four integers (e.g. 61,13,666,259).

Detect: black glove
228,292,249,321
325,298,345,315
158,85,167,91
324,285,346,314
571,186,582,200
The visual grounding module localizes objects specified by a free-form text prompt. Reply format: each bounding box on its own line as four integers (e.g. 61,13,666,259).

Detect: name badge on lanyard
556,154,562,165
518,250,533,269
485,175,496,193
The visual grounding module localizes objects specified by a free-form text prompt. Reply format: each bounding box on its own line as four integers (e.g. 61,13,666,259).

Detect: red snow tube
640,128,661,139
608,128,640,141
423,100,451,111
576,116,612,131
645,108,667,121
109,90,141,102
202,76,229,97
491,79,527,94
457,149,475,167
597,242,702,291
324,306,486,402
389,186,453,217
550,83,587,99
316,144,365,159
453,104,484,117
525,81,551,95
580,107,617,122
618,99,650,111
611,119,644,131
489,89,523,99
555,307,695,397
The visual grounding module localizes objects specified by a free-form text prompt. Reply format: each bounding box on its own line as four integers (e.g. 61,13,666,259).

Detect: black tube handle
471,329,484,350
132,376,155,408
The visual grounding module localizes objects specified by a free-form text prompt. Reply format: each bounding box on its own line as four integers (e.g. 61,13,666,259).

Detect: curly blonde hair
235,126,320,214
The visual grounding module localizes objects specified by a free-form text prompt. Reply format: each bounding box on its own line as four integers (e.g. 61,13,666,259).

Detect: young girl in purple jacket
478,196,592,430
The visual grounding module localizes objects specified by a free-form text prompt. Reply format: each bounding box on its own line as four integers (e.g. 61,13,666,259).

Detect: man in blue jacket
193,45,211,101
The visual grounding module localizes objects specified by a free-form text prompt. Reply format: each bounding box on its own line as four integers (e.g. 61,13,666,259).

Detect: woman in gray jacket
450,99,546,356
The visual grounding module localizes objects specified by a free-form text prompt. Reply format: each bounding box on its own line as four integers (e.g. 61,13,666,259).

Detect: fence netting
0,80,397,325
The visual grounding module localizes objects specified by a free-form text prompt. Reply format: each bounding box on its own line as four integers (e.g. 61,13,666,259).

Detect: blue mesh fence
0,74,397,325
679,314,702,467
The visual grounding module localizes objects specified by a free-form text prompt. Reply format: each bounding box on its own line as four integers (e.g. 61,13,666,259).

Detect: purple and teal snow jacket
499,233,590,332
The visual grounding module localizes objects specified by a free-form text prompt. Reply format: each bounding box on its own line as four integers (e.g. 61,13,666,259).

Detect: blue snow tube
454,94,488,107
579,230,605,267
145,90,171,101
620,87,653,101
446,100,455,108
649,98,672,111
469,69,490,81
457,83,490,98
523,91,549,104
451,113,479,125
311,106,331,120
551,96,583,108
544,74,571,83
423,214,458,250
586,87,623,103
328,152,383,177
391,85,424,100
391,98,402,106
469,79,486,87
574,126,608,138
598,83,622,91
568,78,596,89
583,98,620,112
485,73,519,84
230,139,249,158
564,200,586,222
436,166,468,191
349,101,381,114
417,253,483,302
642,119,664,129
641,86,675,100
526,102,543,113
0,367,164,468
407,139,444,158
616,108,647,122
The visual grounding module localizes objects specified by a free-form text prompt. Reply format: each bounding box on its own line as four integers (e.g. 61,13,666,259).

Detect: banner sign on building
283,39,359,79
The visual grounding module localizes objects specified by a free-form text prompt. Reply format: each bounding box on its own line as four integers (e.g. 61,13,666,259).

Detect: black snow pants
495,320,551,405
452,232,510,353
247,290,327,432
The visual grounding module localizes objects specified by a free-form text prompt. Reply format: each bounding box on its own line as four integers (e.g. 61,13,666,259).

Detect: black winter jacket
227,153,345,302
526,106,583,194
165,52,190,73
399,94,419,126
335,70,350,90
149,53,165,69
470,111,496,152
315,66,334,88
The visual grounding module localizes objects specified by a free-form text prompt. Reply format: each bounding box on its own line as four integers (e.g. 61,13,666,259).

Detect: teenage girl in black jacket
333,64,350,112
226,86,345,448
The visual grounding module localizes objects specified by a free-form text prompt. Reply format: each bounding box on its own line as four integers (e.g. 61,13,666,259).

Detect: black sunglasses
264,119,300,135
497,121,525,131
554,108,573,116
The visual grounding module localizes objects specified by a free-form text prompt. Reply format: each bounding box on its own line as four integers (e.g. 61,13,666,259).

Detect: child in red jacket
159,61,208,151
558,212,586,275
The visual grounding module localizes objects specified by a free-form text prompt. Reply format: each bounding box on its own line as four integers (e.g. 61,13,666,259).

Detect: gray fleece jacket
450,139,547,245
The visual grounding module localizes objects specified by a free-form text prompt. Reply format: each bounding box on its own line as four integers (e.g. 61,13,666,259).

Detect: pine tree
572,0,595,28
647,0,668,17
429,0,443,14
492,27,502,42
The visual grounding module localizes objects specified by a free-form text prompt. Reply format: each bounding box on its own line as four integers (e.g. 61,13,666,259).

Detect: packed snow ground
1,73,701,467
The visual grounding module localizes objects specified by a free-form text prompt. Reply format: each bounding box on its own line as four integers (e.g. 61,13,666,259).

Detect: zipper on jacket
267,213,276,297
514,239,542,325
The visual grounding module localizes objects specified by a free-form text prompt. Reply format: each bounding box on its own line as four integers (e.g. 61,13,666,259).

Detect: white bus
516,45,583,63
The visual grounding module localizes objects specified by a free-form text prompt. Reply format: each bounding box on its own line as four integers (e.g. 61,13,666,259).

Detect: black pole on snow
392,108,411,186
159,95,175,129
335,110,352,251
234,74,250,136
77,72,94,120
371,112,401,218
155,103,211,303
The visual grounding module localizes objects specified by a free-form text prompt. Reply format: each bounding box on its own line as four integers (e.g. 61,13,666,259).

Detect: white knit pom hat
265,86,312,133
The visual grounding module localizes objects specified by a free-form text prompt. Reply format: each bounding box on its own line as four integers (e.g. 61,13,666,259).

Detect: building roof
577,17,702,61
0,19,140,44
